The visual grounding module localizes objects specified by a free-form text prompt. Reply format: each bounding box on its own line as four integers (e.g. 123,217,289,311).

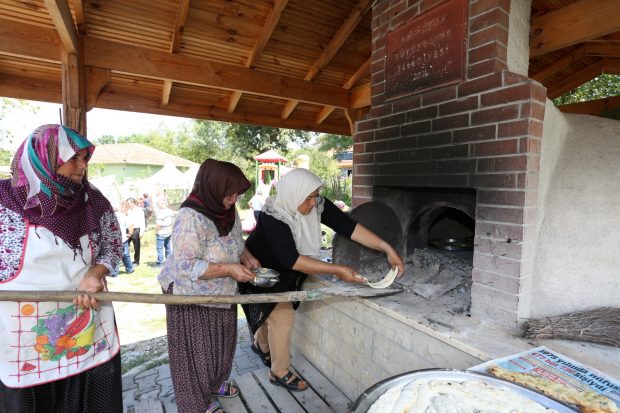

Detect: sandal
251,341,271,367
211,380,239,398
269,370,308,391
206,400,224,413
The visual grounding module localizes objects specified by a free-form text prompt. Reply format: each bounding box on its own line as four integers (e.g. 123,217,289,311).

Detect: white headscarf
262,168,325,258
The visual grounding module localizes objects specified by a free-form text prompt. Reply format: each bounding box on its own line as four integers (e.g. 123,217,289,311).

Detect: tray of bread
350,368,576,413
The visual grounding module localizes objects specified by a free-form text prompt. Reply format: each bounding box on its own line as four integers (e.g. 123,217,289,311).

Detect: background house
88,143,197,183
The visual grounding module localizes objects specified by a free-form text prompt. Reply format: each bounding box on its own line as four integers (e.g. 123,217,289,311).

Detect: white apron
0,225,120,388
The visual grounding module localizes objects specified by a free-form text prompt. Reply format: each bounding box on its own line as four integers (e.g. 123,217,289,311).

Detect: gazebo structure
253,149,288,187
1,0,620,406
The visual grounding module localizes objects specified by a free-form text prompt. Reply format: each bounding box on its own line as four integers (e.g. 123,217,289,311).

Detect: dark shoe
211,380,239,398
269,370,308,391
251,341,271,367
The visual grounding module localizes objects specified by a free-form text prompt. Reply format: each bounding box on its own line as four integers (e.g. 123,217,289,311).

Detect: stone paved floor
122,319,264,413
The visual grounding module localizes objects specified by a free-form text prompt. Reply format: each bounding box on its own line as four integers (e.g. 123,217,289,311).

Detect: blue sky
1,100,190,150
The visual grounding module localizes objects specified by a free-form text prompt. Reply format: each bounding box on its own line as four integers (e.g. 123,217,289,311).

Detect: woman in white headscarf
239,168,403,391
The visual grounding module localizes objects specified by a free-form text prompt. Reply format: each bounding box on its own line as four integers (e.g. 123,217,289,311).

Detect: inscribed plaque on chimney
386,0,468,99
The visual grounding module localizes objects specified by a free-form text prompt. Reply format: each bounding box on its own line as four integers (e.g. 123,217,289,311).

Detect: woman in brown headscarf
157,159,259,413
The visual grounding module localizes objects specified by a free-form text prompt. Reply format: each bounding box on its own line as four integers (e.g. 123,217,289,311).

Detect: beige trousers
254,302,295,374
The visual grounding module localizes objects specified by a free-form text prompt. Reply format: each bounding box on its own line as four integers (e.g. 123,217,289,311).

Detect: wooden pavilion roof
0,0,619,136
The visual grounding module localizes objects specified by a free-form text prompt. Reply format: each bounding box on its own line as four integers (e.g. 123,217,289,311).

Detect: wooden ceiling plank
531,46,584,82
530,0,620,57
280,0,370,120
74,0,87,35
83,36,349,108
161,0,190,106
547,60,604,99
44,0,78,53
228,0,289,114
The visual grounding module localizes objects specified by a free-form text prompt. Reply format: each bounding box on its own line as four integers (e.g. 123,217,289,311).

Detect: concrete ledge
292,278,620,400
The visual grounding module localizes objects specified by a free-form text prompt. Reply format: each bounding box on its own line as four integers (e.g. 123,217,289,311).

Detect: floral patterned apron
0,225,119,388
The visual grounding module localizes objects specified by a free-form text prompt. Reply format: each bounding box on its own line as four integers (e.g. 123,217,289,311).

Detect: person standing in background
154,200,175,267
126,198,145,266
248,188,265,222
118,200,134,274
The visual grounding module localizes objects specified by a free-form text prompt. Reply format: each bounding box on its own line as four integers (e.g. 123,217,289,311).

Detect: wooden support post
61,48,86,134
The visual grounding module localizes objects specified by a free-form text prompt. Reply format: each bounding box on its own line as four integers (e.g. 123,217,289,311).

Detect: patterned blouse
157,207,245,308
0,205,122,282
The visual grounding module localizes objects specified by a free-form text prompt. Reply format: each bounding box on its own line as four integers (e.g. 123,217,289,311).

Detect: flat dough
367,267,397,289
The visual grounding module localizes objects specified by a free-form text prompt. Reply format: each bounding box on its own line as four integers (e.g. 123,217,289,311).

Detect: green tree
290,146,350,203
94,134,116,144
317,133,353,154
0,148,12,165
225,123,311,161
554,74,620,105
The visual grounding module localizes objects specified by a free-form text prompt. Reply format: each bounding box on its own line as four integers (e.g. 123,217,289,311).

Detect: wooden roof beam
585,44,620,58
531,46,584,83
161,0,190,106
227,0,289,114
315,57,370,125
83,36,349,108
44,0,79,53
547,60,604,99
281,0,371,120
0,18,62,62
558,95,620,116
530,0,620,57
0,20,348,108
0,72,350,135
73,0,87,35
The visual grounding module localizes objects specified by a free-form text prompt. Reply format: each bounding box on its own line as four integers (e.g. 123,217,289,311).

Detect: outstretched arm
292,255,366,284
350,224,404,275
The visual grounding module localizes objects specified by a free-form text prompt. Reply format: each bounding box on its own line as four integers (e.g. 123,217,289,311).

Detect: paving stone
135,398,164,413
134,368,158,380
162,397,178,413
155,364,171,382
122,375,139,391
135,375,160,399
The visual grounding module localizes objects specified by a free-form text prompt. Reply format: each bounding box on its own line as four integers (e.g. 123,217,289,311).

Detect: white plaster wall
531,111,620,317
507,0,531,76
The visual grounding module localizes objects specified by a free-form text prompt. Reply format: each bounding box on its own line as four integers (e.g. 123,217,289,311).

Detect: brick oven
293,0,620,400
350,0,546,326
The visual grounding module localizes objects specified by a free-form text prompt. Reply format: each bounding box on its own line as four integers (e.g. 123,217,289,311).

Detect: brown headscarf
179,159,251,236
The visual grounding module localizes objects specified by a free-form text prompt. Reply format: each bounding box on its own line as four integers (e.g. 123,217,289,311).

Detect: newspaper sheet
470,346,620,412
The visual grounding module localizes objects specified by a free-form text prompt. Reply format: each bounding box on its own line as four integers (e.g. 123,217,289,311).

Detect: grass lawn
108,213,250,345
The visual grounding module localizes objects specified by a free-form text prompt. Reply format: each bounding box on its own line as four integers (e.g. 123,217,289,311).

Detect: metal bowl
250,268,280,287
350,368,576,413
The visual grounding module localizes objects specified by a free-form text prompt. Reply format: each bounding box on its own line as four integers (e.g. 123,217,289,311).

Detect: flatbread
367,267,397,289
369,378,559,412
488,366,619,413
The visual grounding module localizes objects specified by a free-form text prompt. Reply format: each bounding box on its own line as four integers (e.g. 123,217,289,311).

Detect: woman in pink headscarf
0,125,123,412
